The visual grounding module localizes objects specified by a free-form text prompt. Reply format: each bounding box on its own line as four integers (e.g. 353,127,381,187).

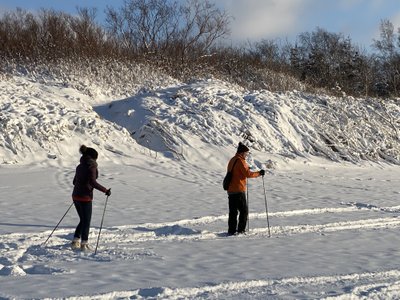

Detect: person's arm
239,159,260,178
88,166,108,193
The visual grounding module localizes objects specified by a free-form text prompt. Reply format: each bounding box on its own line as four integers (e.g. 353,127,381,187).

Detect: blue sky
1,0,400,49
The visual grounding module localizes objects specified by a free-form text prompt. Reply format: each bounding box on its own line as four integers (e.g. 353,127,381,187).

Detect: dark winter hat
237,142,249,153
79,145,98,160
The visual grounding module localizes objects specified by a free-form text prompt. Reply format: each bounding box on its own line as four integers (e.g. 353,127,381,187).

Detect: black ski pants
228,192,248,234
73,200,92,241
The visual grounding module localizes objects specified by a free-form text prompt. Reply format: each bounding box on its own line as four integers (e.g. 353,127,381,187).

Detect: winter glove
259,169,265,176
105,188,111,196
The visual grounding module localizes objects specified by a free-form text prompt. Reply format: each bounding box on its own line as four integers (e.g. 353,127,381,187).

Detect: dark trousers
228,192,248,234
73,201,92,241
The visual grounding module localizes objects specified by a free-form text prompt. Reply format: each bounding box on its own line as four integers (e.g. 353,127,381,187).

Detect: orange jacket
226,153,261,193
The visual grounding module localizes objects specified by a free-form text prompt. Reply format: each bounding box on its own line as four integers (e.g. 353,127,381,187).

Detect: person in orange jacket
226,142,265,235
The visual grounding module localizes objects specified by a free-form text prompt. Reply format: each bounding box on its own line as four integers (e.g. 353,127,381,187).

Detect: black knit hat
80,145,98,160
237,142,249,153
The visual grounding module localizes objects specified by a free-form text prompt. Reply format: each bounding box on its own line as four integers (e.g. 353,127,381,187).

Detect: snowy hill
0,73,399,167
96,79,400,166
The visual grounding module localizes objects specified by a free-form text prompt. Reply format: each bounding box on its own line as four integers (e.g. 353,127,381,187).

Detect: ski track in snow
1,202,399,281
50,269,400,300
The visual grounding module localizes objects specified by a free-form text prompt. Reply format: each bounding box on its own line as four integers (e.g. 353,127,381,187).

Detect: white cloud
220,0,314,42
217,0,400,48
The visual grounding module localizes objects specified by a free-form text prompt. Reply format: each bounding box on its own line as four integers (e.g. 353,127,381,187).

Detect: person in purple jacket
71,145,111,251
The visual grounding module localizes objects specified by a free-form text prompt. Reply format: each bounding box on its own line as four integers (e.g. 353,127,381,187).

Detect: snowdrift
0,70,399,166
96,79,400,165
0,76,144,165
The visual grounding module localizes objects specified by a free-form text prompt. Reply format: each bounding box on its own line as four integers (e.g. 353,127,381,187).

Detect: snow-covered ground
0,74,399,299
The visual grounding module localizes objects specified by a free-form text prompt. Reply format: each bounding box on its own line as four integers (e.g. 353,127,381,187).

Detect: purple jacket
72,155,107,202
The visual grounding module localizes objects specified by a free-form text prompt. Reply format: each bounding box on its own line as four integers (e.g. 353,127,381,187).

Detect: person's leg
237,193,248,233
228,194,239,235
73,201,83,239
80,201,92,242
71,201,84,249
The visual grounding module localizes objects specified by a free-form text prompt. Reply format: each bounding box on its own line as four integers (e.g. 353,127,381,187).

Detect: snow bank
0,66,399,167
96,78,400,166
0,76,143,165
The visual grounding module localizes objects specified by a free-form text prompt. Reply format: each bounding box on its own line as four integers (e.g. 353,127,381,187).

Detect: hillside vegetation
2,1,400,97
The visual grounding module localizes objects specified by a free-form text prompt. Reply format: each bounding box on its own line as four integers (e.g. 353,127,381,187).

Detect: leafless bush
105,0,179,54
105,0,230,64
0,7,117,61
372,19,400,97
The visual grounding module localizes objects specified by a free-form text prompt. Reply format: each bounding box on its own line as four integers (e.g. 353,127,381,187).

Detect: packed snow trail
55,269,400,300
0,163,399,299
1,203,400,277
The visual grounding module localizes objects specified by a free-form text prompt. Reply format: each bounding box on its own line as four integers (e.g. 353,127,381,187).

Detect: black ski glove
105,188,111,196
259,169,265,176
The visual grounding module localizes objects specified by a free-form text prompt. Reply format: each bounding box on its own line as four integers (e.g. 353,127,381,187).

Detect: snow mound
0,265,26,276
96,78,400,165
0,76,143,165
0,74,399,166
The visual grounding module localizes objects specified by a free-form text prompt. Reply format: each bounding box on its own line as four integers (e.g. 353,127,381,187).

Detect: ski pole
246,180,249,232
262,176,271,237
95,194,110,255
42,202,74,246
